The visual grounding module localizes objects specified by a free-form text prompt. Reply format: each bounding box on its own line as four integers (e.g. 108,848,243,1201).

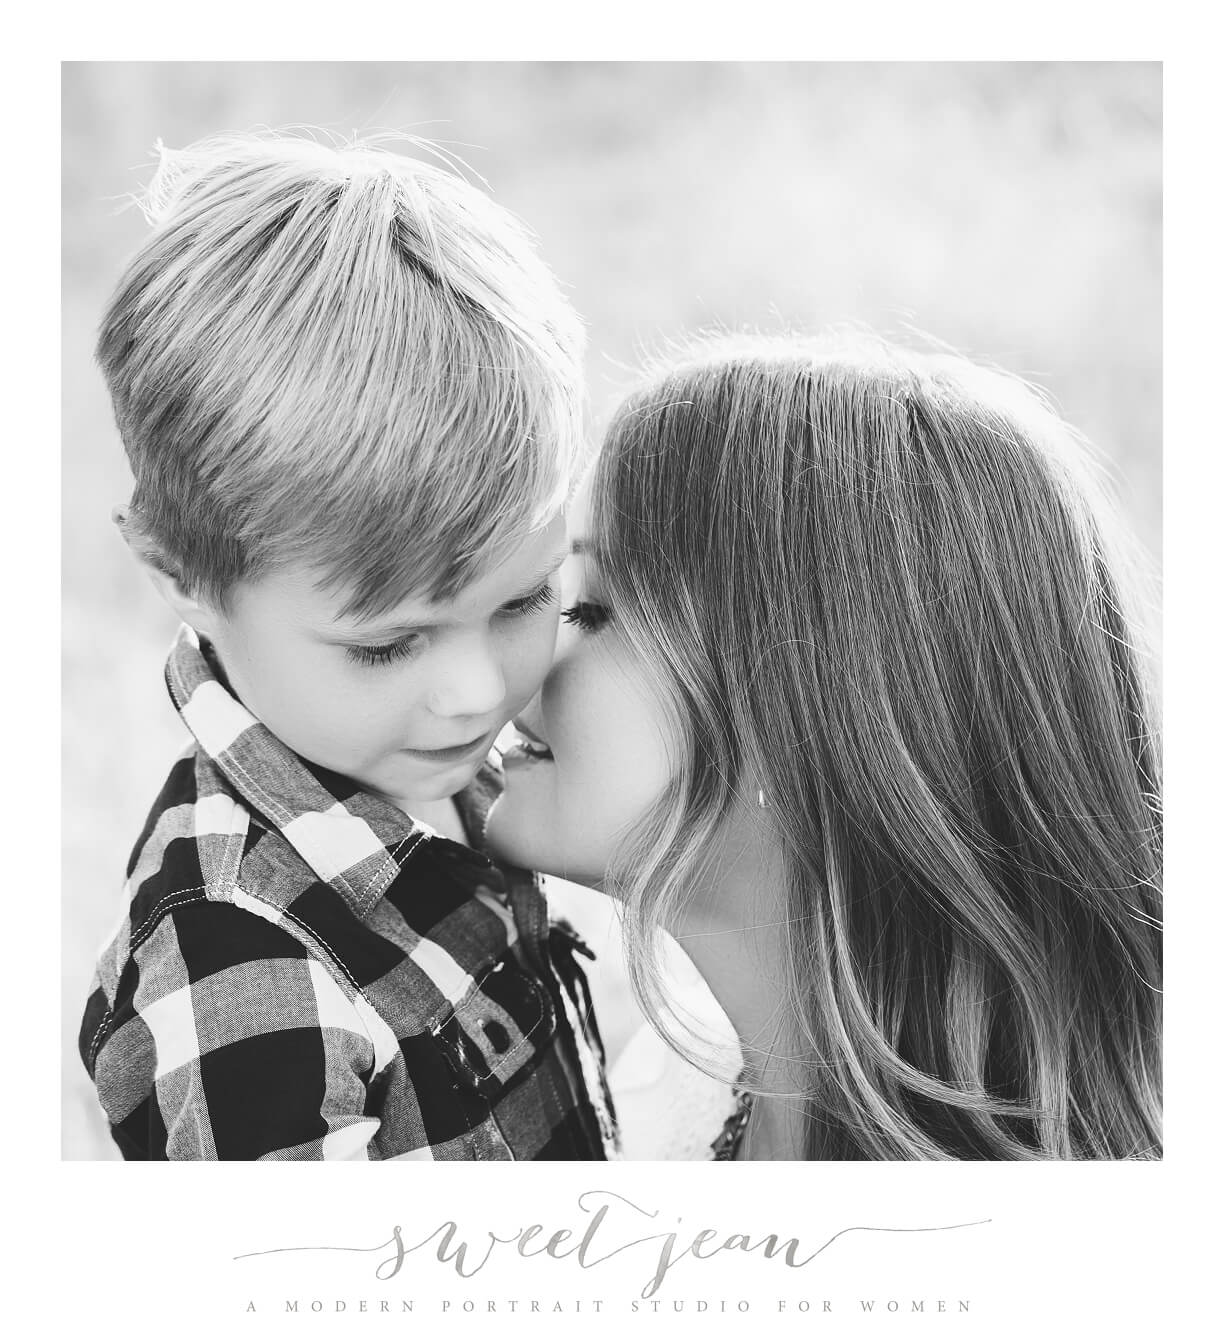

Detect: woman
487,332,1162,1160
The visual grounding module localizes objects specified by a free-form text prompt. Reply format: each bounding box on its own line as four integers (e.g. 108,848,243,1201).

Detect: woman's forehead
569,469,595,528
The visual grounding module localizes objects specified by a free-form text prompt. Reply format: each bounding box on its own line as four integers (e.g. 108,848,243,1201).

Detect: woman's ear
112,505,222,637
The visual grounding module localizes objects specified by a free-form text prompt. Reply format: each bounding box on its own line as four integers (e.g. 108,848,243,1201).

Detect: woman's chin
485,795,552,873
487,757,624,887
485,798,607,888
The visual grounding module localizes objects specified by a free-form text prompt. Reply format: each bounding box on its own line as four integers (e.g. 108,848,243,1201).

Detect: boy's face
195,516,569,809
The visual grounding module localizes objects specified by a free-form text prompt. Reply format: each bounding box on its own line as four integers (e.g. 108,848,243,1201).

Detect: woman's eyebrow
569,537,605,566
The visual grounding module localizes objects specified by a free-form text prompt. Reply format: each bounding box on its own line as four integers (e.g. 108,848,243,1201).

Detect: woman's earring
757,788,768,809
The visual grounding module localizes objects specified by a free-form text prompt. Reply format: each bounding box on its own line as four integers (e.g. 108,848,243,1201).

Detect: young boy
78,133,615,1160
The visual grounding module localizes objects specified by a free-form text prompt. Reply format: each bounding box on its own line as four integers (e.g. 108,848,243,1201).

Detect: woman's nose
512,695,550,749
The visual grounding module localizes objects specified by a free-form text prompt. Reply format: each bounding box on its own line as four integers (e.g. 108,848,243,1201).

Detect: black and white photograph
46,50,1196,1332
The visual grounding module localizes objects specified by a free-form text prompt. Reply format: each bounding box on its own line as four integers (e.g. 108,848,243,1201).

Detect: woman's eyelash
501,582,557,618
561,600,610,632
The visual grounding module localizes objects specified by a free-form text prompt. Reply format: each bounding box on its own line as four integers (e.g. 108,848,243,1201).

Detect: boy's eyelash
500,582,557,617
561,600,610,633
346,634,425,668
345,582,556,669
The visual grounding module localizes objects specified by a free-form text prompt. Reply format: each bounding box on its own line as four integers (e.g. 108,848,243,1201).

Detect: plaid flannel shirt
79,626,616,1161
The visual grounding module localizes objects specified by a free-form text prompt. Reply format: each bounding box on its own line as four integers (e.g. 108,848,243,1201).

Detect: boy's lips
402,729,496,764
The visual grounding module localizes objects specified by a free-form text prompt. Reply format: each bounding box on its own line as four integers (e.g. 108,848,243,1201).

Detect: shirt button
482,1019,511,1054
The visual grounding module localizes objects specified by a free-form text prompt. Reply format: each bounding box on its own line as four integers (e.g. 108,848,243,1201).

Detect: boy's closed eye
344,577,560,668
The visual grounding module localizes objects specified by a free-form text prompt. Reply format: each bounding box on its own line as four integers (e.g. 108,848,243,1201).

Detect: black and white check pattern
79,626,616,1160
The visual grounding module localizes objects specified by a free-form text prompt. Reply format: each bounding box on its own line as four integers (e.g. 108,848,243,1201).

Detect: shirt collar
164,624,499,917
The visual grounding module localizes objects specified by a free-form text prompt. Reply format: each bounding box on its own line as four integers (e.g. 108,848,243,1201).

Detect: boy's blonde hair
98,132,586,617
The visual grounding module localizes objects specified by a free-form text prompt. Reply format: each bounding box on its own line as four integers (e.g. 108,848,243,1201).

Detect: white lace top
544,876,743,1160
610,1023,743,1160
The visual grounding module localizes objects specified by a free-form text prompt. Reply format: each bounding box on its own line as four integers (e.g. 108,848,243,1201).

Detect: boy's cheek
245,664,369,763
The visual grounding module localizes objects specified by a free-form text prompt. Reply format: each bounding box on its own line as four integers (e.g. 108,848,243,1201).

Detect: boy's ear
112,505,222,637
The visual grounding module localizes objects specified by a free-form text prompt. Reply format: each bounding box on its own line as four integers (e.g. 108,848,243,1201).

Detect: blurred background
62,61,1161,1159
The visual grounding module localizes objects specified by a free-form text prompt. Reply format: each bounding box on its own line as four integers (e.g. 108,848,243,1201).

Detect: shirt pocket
432,958,557,1098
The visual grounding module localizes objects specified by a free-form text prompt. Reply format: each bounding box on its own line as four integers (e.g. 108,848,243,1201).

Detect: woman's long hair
592,333,1162,1160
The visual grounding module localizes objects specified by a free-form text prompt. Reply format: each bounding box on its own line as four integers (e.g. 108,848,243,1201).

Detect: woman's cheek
507,607,562,703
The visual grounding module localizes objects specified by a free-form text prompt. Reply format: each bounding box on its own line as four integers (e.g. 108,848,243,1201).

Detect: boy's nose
428,642,506,719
